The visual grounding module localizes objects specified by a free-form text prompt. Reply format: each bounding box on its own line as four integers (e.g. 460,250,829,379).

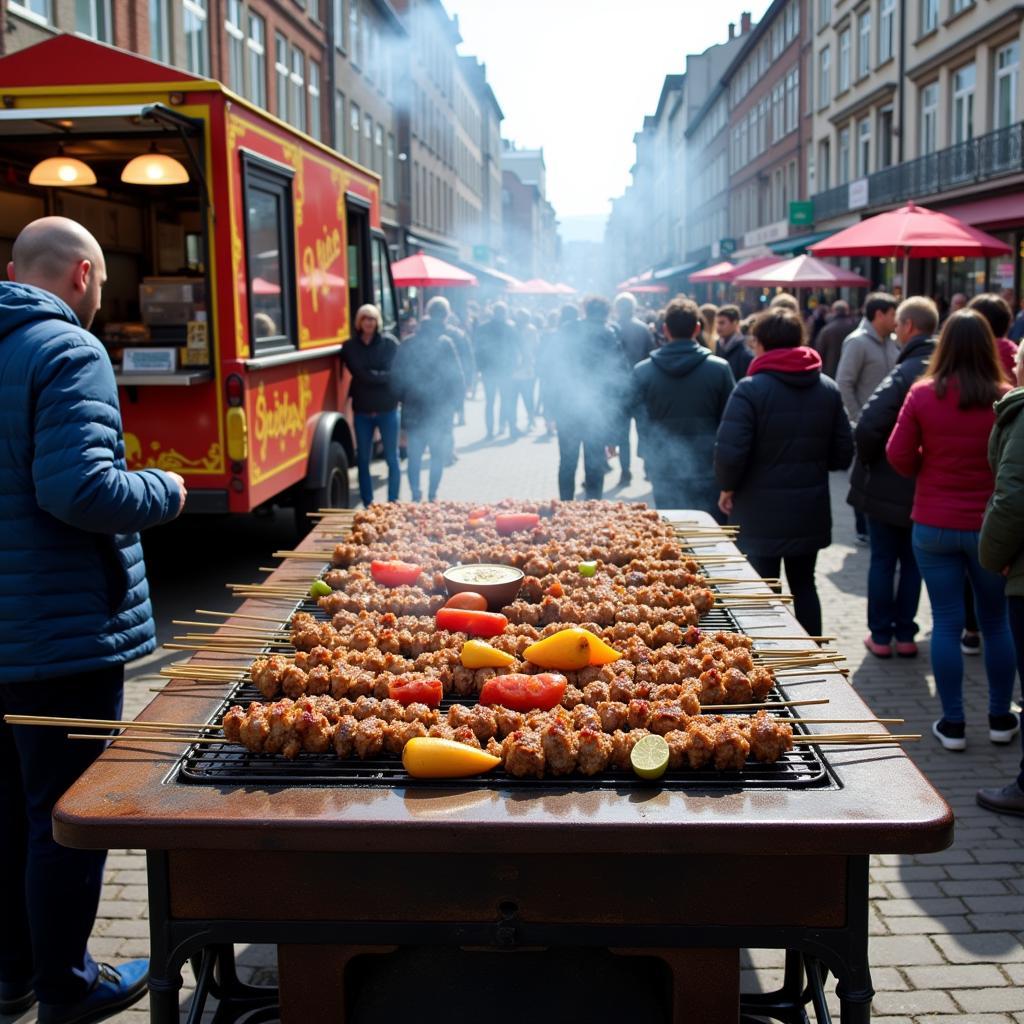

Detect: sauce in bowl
442,563,524,610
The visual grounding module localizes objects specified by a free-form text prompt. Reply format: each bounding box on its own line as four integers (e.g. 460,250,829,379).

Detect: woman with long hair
887,310,1017,752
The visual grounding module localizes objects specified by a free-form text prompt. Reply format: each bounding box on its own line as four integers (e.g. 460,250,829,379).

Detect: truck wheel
295,441,350,535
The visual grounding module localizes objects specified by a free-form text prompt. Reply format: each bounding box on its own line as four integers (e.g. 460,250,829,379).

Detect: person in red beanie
714,308,854,635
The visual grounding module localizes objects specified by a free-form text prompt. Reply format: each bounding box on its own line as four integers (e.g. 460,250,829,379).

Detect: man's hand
718,490,734,516
167,471,187,516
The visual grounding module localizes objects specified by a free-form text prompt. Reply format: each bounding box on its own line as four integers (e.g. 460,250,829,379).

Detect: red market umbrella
721,256,782,282
809,201,1011,284
688,261,735,283
251,276,281,295
552,282,577,295
732,255,870,288
390,253,478,288
510,278,559,295
629,283,670,294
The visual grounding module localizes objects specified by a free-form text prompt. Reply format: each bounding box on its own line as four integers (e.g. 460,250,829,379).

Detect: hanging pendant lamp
29,144,96,187
121,144,189,185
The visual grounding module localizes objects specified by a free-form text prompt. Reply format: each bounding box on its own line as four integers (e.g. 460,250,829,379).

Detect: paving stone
939,880,1012,897
946,864,1019,880
870,967,910,991
883,915,973,935
958,990,1024,1014
868,935,944,965
873,897,967,917
872,989,959,1015
968,914,1024,932
933,932,1024,964
905,964,1009,988
883,880,945,899
916,1016,1015,1024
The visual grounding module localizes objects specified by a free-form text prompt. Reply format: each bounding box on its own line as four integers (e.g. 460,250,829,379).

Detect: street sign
789,201,813,226
719,237,737,255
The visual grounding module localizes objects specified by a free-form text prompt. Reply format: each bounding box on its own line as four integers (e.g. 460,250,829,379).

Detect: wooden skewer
68,733,224,744
748,633,837,642
793,733,920,742
172,621,291,638
705,578,781,586
162,643,260,656
172,633,291,644
5,714,220,731
703,698,827,711
195,609,290,624
271,550,335,559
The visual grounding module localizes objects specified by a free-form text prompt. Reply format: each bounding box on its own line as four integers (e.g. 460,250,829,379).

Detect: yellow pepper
461,639,516,669
402,737,501,778
524,627,622,670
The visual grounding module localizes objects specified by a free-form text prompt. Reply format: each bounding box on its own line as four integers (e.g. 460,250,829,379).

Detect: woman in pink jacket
887,310,1018,752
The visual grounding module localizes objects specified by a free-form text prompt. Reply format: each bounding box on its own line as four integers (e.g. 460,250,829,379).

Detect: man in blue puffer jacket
0,217,185,1024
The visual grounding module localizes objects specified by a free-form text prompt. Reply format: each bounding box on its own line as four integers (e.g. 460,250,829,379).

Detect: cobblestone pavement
5,390,1022,1024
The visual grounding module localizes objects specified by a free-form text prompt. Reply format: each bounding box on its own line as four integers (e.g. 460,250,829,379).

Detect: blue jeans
912,523,1015,722
1005,597,1024,788
354,410,400,506
867,517,921,643
406,422,450,501
0,666,124,1003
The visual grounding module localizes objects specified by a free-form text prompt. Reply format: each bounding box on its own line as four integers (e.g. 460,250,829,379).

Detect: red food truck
0,35,397,522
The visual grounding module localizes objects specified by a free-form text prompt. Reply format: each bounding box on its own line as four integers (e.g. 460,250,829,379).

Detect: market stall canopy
688,261,735,283
721,256,784,282
552,283,577,295
629,283,670,294
510,278,560,295
809,202,1012,259
390,253,478,288
732,255,870,288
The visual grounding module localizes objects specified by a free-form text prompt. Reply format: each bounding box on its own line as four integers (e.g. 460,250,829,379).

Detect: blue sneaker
0,981,36,1015
38,961,148,1024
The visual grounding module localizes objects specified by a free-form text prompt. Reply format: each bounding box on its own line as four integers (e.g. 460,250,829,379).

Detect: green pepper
578,560,598,577
309,579,332,598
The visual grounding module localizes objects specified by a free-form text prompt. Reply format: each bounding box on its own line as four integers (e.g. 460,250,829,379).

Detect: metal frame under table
53,511,953,1024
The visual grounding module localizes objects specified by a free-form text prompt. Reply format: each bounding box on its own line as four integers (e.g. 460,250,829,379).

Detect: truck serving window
241,152,296,354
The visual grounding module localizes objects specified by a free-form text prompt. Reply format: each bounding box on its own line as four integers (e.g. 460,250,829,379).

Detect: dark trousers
618,419,632,475
1005,597,1024,789
482,374,501,436
866,517,922,643
557,427,606,501
854,507,868,536
499,378,521,437
747,552,822,637
406,422,450,501
0,665,124,1004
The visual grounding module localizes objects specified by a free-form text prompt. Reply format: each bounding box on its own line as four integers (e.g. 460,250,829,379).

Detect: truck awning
0,104,201,136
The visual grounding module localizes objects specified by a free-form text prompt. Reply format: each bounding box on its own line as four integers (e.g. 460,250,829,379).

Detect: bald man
1,217,185,1024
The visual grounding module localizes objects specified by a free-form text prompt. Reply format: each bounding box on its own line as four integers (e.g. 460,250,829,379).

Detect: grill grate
173,600,835,791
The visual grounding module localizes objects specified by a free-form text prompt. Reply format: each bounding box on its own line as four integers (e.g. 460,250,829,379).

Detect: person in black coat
548,295,631,500
848,296,939,658
715,308,854,635
473,302,518,439
391,297,465,501
631,297,734,516
714,304,753,381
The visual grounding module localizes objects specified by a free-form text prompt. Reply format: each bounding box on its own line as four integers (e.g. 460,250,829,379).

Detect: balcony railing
813,121,1024,223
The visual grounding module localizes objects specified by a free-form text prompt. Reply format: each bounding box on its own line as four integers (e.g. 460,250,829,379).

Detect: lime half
631,733,670,780
309,579,332,598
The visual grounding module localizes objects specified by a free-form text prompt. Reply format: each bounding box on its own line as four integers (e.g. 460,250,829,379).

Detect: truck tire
295,441,350,535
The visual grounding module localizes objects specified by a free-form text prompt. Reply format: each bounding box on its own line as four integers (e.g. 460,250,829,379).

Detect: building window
290,47,306,133
374,123,383,177
772,82,785,143
856,117,871,176
920,81,938,154
995,42,1020,130
878,0,894,62
306,0,319,23
364,113,373,171
349,0,360,67
818,138,831,191
183,0,209,75
857,11,870,77
878,106,893,167
818,46,831,107
275,34,289,121
386,132,396,204
247,11,266,108
921,0,938,33
838,127,850,185
75,0,111,41
8,0,51,24
952,62,975,144
951,0,970,12
150,0,171,61
333,0,344,49
225,0,245,94
308,62,321,140
838,28,851,92
350,102,361,163
785,67,799,133
818,0,831,27
334,90,346,153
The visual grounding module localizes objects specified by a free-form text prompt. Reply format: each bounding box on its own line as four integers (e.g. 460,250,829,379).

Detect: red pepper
544,580,564,598
388,677,443,708
469,506,492,520
435,606,508,637
370,559,423,587
494,512,540,535
444,591,488,611
478,673,567,712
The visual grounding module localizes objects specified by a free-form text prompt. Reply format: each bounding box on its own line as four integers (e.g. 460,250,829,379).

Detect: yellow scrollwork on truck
301,225,344,315
253,372,314,462
124,433,222,472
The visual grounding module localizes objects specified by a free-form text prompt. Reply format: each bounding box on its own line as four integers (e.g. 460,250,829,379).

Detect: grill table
53,511,952,1024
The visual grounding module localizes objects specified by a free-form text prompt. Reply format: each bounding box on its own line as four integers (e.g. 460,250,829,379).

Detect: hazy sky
446,0,773,241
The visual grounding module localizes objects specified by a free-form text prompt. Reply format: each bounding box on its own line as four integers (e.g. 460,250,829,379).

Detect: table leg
146,852,183,1024
836,856,873,1024
612,946,739,1023
277,944,397,1024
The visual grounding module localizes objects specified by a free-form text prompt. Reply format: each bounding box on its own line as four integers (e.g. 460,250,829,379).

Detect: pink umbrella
688,261,735,283
809,201,1011,283
552,282,577,295
732,255,870,288
251,276,281,295
629,283,670,294
721,256,783,282
509,278,559,295
390,253,478,288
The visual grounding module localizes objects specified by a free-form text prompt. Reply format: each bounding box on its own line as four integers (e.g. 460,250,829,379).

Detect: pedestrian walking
391,296,465,501
445,314,475,427
848,297,938,659
537,304,577,436
977,344,1024,816
813,300,859,380
511,308,538,432
614,291,656,485
341,303,400,507
473,302,517,439
715,307,854,636
968,293,1019,383
1,217,186,1023
698,303,718,349
886,309,1016,752
836,292,899,542
549,295,630,501
713,304,752,380
631,297,734,516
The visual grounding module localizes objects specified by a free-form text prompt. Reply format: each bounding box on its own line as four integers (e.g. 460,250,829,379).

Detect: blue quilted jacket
0,282,182,681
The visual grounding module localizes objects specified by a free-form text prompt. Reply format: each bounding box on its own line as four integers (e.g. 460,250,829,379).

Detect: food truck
0,34,398,519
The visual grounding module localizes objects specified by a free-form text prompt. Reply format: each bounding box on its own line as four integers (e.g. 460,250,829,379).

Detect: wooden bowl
442,563,524,611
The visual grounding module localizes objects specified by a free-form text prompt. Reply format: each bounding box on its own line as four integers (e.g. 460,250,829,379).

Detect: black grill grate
173,598,835,791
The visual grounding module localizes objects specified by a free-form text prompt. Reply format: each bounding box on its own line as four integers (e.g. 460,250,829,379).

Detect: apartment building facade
501,146,559,281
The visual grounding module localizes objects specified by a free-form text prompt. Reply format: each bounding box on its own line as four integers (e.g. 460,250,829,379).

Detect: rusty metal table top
53,511,953,858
